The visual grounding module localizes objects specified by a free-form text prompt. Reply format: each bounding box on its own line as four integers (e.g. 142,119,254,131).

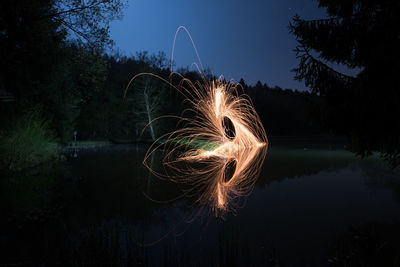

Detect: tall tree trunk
144,82,155,141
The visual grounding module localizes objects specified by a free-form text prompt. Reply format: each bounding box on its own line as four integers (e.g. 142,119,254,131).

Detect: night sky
110,0,328,91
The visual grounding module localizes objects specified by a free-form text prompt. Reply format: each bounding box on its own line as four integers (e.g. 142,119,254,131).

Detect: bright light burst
126,27,268,217
139,78,268,217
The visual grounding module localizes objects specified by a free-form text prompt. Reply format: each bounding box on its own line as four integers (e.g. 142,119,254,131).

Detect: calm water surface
1,141,399,266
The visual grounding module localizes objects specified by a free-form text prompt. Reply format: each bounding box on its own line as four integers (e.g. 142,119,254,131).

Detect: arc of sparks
126,26,268,217
141,78,268,216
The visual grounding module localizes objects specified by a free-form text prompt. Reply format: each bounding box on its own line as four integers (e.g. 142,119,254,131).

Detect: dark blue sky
110,0,328,91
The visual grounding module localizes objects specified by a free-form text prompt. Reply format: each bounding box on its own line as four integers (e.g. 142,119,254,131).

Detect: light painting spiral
125,27,268,217
139,76,268,217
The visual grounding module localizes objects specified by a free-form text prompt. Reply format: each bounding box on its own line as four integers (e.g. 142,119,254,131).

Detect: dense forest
0,39,324,143
73,57,325,142
0,0,328,170
1,0,399,170
1,1,400,266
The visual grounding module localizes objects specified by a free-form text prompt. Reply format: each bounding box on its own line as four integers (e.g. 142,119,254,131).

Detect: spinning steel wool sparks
125,27,268,217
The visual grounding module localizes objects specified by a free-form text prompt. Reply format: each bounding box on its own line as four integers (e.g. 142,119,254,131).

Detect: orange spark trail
142,78,268,217
126,26,268,217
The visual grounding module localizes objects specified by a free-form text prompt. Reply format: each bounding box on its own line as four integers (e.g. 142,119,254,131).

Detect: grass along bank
0,111,59,171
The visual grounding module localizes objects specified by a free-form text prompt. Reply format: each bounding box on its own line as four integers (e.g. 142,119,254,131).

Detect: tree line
1,0,398,167
0,0,325,146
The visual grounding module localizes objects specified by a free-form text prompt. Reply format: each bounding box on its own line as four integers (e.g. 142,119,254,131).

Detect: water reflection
0,144,399,266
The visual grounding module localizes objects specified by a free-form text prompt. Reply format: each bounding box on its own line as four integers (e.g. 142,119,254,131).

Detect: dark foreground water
1,141,400,266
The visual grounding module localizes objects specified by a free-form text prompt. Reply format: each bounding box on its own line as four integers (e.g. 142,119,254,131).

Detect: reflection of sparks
142,79,268,217
125,26,268,217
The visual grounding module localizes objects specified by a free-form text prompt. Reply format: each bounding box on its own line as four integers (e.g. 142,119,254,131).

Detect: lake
1,140,399,266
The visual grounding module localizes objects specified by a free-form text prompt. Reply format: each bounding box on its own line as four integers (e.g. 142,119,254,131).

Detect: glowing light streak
140,79,268,217
125,27,268,217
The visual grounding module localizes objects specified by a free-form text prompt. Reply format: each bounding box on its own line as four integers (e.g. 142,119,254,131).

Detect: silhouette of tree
0,0,126,141
124,52,169,141
238,78,248,91
255,80,263,89
290,0,400,166
39,0,126,48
